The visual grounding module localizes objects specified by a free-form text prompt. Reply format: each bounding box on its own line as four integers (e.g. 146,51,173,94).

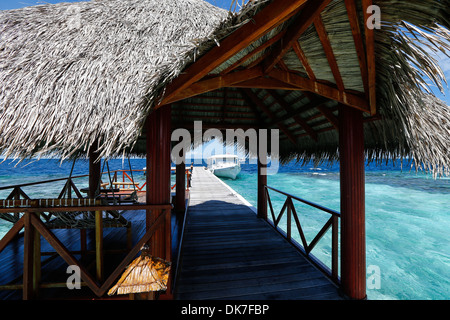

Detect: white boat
207,155,241,179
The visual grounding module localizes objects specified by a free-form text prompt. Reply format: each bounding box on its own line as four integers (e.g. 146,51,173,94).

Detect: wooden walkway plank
174,167,343,300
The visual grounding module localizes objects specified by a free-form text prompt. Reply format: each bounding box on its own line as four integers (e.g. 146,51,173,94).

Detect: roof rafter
172,114,257,122
238,88,265,127
317,105,339,130
268,68,370,113
272,96,329,125
241,88,298,145
344,0,369,96
314,15,345,91
158,0,308,107
292,42,316,80
173,123,259,130
262,0,333,73
220,31,286,76
267,89,318,141
229,76,298,90
173,108,255,116
165,67,263,104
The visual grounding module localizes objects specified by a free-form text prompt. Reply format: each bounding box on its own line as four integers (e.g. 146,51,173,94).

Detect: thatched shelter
1,0,449,301
0,0,449,176
108,246,171,296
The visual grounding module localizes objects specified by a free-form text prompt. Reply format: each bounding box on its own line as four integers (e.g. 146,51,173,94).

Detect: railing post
23,212,34,300
257,153,267,220
331,214,339,282
95,210,103,282
286,197,291,241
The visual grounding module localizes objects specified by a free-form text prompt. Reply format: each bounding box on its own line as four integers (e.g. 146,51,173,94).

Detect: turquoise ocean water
0,158,449,300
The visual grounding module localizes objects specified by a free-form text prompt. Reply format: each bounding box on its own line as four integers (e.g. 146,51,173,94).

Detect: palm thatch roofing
0,0,449,175
108,246,171,295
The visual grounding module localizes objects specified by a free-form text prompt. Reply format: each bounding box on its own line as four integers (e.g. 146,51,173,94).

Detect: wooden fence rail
0,168,192,197
264,185,340,283
0,199,171,299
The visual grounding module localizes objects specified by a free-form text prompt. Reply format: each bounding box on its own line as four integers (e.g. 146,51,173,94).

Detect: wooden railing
0,167,183,299
0,174,89,202
0,167,192,204
264,185,340,283
0,199,171,299
0,166,192,299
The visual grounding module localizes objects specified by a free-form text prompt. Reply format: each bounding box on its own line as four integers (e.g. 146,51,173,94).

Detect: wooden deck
0,206,184,300
174,167,344,300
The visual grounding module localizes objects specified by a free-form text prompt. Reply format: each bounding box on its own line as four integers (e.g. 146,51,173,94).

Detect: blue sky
0,0,449,105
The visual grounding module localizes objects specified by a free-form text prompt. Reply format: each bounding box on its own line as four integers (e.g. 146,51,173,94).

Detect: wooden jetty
174,167,343,300
1,0,450,301
0,165,343,300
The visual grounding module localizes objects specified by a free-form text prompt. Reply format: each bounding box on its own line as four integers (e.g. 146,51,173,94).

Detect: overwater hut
0,0,449,300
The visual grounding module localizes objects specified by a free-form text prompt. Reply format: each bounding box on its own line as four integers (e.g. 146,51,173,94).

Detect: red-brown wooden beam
220,31,286,76
29,213,101,296
173,122,259,130
263,0,333,73
146,105,172,263
158,0,308,107
242,88,298,145
165,67,263,104
292,41,316,80
172,114,257,122
87,140,101,254
317,105,339,130
88,140,101,199
314,16,345,91
344,0,369,96
339,104,366,300
267,89,318,141
268,69,370,112
229,77,299,91
173,108,255,116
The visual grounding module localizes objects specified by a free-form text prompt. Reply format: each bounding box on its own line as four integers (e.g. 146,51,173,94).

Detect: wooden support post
89,140,101,199
86,140,101,253
95,210,103,282
257,139,267,220
146,105,172,258
146,105,171,260
146,105,172,299
23,212,41,300
23,213,34,300
33,213,41,297
339,104,366,300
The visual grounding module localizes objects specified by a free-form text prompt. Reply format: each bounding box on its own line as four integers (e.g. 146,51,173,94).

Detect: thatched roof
1,0,449,175
108,247,171,295
0,0,232,159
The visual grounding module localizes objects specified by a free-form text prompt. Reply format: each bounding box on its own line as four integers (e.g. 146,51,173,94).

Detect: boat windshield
213,157,238,165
